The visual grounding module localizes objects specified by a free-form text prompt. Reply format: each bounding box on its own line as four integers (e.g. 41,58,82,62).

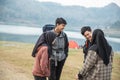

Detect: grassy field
0,41,120,80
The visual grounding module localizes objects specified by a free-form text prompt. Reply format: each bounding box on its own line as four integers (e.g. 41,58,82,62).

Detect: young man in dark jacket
32,17,69,80
81,26,92,62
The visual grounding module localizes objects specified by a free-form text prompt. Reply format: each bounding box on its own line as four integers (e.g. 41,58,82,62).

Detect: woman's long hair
89,29,112,65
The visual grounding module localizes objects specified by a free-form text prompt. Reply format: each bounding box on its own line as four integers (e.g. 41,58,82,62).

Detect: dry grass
0,41,120,80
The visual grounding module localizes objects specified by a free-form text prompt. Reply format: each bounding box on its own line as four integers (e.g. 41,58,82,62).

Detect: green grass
0,41,120,80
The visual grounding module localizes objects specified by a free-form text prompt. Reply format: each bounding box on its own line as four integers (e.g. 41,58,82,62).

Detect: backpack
42,24,55,32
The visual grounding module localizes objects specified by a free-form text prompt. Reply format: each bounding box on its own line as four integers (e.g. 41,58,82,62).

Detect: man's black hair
81,26,91,35
55,17,67,25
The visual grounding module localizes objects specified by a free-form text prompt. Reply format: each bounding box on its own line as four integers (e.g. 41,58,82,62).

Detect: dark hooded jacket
83,40,91,62
32,30,69,58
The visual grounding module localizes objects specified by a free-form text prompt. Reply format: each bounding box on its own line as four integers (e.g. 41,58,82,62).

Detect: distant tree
111,21,120,29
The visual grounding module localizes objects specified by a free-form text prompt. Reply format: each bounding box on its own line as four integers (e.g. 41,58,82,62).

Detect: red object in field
69,40,79,49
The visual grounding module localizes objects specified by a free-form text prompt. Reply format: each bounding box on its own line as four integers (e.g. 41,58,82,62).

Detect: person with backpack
32,17,69,80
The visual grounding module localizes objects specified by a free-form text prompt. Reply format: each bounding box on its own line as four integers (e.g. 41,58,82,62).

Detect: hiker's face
57,23,65,31
84,31,92,41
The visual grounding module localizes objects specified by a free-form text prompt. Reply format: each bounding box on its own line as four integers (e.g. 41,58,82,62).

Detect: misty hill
0,0,120,30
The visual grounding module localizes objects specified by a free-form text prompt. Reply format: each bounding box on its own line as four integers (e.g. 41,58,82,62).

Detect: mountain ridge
0,0,120,29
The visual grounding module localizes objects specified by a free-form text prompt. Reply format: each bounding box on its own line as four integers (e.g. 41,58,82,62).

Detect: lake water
0,24,120,52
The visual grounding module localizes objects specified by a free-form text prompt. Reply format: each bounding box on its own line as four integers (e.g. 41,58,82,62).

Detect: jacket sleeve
64,33,69,57
32,33,46,57
79,50,97,76
40,46,49,74
83,44,87,54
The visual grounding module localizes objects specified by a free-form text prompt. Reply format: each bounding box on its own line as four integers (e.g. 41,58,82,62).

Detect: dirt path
0,61,33,80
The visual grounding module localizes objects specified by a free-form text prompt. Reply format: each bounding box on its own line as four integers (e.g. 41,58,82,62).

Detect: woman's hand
76,74,79,80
